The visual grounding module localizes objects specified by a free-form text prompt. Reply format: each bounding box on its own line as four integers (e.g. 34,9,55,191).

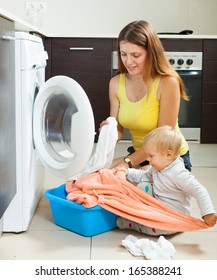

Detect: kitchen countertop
1,7,217,39
0,7,47,36
158,34,217,39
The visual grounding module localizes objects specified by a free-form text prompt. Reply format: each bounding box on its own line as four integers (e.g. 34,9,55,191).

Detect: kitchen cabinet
44,38,113,141
160,39,203,52
0,16,16,218
201,40,217,143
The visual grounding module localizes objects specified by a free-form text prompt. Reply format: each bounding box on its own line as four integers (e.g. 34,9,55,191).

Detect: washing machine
3,32,95,232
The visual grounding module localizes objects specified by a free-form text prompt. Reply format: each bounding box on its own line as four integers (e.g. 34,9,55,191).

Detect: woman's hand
99,120,109,132
203,213,217,227
99,119,110,131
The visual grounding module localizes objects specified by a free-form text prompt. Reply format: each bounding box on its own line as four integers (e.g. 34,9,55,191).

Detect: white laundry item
122,235,144,257
122,235,176,260
69,117,118,180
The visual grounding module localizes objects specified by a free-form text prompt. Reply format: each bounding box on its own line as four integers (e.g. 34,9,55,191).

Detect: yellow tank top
118,73,188,155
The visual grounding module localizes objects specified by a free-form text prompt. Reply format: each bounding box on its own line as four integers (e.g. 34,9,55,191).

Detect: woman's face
119,40,147,75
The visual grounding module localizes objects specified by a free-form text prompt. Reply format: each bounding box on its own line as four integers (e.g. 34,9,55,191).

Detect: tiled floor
0,142,217,260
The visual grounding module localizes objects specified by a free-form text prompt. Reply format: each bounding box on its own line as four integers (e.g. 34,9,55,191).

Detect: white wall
0,0,217,36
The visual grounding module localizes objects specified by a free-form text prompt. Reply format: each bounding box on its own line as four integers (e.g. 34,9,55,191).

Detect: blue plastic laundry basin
44,184,117,237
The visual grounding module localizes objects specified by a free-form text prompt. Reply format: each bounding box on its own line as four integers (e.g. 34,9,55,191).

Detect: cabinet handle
2,35,15,41
69,47,94,51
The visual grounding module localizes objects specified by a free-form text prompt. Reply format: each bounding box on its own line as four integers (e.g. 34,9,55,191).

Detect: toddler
116,126,217,236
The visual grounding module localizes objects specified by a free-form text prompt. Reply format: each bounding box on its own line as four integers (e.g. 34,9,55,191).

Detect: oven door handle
177,70,202,77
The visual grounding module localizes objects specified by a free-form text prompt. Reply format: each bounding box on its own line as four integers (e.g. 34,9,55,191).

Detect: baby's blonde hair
143,126,182,158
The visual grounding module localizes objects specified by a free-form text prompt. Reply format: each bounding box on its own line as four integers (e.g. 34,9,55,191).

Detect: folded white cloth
70,117,118,180
122,235,176,260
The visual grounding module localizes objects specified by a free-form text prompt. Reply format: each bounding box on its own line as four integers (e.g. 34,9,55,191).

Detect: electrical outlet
26,1,47,13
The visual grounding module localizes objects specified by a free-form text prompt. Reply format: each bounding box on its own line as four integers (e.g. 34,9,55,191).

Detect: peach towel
66,168,209,232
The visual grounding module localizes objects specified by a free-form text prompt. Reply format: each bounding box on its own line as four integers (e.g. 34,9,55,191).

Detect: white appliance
3,32,47,232
3,32,95,232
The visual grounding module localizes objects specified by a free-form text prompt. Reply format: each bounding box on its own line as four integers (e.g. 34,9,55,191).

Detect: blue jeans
180,150,192,172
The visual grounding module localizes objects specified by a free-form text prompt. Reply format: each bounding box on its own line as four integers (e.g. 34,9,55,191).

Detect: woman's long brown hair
117,20,189,101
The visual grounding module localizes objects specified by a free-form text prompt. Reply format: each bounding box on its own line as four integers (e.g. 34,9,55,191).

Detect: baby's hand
203,213,217,227
113,167,128,176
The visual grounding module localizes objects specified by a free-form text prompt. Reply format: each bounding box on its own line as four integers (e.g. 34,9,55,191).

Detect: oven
165,51,202,142
112,51,203,142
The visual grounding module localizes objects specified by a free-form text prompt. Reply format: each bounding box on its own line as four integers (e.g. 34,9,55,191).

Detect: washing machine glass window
42,91,78,162
33,75,95,178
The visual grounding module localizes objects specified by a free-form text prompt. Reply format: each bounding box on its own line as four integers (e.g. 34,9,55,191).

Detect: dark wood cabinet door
201,40,217,143
0,17,16,218
50,38,113,139
160,39,203,51
201,104,217,143
203,40,217,60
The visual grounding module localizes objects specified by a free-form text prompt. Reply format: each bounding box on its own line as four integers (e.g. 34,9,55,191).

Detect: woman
101,20,191,171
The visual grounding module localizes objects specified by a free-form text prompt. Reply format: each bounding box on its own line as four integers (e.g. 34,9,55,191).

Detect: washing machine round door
33,75,95,178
